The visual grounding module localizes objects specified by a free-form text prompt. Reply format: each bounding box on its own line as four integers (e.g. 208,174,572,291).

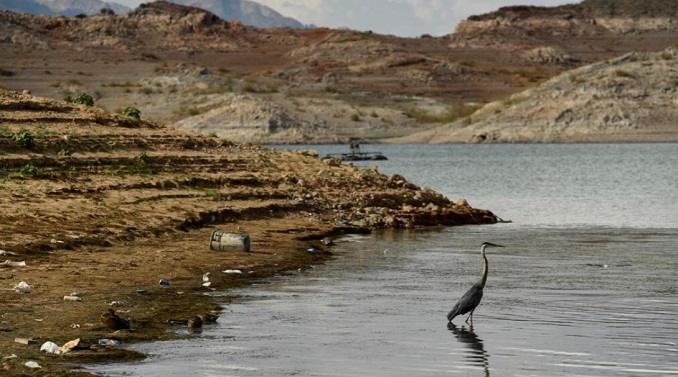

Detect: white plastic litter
0,250,16,256
2,260,26,267
14,281,31,293
223,269,243,274
25,361,41,369
40,341,60,354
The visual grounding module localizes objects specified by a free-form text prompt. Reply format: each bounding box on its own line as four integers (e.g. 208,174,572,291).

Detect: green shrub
122,106,141,119
19,163,40,177
64,93,94,106
12,129,36,149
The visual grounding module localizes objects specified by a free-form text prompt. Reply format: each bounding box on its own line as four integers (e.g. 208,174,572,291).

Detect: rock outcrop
172,93,333,144
391,46,678,143
449,1,678,64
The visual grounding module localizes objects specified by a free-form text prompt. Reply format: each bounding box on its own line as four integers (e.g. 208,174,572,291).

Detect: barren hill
1,0,677,143
449,0,678,60
390,47,678,143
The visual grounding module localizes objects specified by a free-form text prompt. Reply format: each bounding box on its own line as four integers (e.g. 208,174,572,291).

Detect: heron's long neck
479,248,488,287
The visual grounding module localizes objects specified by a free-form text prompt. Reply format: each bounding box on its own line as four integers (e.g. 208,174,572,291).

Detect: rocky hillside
449,0,678,67
1,0,677,144
390,47,678,143
452,0,678,47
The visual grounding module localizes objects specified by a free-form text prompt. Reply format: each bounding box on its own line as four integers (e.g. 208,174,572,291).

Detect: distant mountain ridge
166,0,305,28
0,0,305,28
37,0,130,15
0,0,53,15
0,0,131,15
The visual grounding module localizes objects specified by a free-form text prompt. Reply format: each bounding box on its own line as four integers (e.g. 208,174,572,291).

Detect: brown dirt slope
0,88,496,376
389,47,678,144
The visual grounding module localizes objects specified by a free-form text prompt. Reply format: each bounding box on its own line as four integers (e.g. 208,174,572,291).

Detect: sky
112,0,578,37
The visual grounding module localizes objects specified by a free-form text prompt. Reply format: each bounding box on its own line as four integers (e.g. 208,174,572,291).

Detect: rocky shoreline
0,89,497,376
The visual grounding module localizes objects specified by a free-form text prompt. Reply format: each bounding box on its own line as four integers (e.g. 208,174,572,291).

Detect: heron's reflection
447,322,490,377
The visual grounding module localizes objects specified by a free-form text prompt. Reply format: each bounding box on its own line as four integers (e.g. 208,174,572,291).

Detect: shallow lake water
86,143,678,376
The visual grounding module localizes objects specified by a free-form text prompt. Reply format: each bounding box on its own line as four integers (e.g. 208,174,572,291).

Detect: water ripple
86,228,678,377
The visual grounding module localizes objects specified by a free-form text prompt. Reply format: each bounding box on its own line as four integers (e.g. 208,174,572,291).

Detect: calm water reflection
447,323,490,376
87,227,678,377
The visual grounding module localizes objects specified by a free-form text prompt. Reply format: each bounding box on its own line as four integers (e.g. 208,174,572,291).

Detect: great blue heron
447,242,504,325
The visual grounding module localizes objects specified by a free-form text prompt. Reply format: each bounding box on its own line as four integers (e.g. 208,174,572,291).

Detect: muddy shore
0,89,496,376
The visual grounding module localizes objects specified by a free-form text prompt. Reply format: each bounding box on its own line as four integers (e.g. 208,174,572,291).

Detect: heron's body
447,242,503,325
446,282,484,322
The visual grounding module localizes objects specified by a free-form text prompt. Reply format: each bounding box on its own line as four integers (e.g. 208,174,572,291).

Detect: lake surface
86,143,678,376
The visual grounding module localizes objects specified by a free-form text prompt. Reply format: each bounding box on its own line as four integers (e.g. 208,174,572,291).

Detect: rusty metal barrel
209,231,250,252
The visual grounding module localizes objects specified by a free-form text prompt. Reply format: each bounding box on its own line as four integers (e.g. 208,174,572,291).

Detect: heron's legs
465,309,475,325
